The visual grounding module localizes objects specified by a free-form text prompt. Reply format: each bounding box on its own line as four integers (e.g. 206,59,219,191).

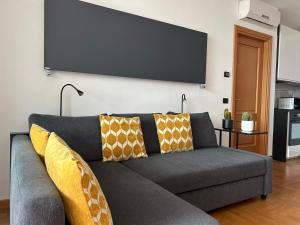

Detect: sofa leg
261,195,267,200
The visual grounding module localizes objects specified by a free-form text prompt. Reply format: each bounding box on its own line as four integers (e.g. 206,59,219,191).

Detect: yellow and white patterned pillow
99,115,148,162
45,133,113,225
153,113,194,154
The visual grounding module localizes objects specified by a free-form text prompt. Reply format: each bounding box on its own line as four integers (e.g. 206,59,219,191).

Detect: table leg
229,131,232,148
236,132,239,149
219,130,222,146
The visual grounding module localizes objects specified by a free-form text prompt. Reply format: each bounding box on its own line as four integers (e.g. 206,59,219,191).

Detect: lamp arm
181,94,187,113
60,84,81,116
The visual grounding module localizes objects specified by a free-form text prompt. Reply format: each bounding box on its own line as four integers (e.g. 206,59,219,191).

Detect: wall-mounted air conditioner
239,0,281,27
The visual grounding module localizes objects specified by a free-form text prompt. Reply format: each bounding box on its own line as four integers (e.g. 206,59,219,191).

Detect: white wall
0,0,278,200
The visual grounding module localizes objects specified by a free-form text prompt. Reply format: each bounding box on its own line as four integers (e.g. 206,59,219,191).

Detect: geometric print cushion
45,133,113,225
99,115,148,162
73,151,113,225
153,113,194,154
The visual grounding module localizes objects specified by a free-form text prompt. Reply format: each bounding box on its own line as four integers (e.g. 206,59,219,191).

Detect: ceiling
261,0,300,30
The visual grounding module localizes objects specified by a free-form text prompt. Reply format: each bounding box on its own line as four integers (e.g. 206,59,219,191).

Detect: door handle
235,98,241,101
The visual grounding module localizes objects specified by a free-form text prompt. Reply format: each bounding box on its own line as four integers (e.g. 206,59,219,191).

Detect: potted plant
241,112,254,132
222,108,233,130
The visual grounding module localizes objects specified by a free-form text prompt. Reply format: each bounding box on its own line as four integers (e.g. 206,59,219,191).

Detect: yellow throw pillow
45,133,113,225
99,115,148,162
30,124,50,158
153,113,194,154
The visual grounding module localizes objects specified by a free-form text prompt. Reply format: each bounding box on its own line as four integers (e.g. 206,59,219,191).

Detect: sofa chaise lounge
10,112,272,225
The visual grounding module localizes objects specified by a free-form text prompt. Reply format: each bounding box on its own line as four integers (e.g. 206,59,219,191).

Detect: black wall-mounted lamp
60,84,84,116
181,94,187,113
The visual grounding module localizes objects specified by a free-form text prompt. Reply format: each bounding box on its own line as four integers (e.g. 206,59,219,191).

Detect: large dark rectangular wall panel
45,0,208,83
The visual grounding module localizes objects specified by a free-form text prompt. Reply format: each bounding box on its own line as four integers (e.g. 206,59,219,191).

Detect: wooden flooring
0,209,8,225
1,159,300,225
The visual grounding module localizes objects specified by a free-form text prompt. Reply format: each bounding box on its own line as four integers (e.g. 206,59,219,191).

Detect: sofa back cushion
111,114,161,154
29,114,102,161
28,112,217,160
190,113,218,148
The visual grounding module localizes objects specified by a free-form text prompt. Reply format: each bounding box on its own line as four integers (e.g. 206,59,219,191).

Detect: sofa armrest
228,148,273,195
263,156,272,195
10,134,65,225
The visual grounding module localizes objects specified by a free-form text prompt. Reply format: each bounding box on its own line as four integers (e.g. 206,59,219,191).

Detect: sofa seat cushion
89,161,219,225
122,147,268,194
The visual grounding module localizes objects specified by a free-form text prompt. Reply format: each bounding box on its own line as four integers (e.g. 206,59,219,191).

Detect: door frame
232,25,273,155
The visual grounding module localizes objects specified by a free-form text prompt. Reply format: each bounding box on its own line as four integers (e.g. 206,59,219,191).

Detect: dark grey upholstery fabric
29,114,102,161
264,155,273,195
232,149,273,195
111,113,161,154
122,147,268,194
167,112,218,148
12,114,271,225
190,113,218,148
11,132,271,225
179,176,265,212
89,161,219,225
10,135,65,225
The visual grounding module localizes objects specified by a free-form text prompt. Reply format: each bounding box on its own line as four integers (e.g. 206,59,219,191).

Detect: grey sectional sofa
10,113,272,225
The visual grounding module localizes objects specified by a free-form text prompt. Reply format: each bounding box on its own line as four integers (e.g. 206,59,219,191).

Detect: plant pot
222,119,233,130
241,120,254,132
